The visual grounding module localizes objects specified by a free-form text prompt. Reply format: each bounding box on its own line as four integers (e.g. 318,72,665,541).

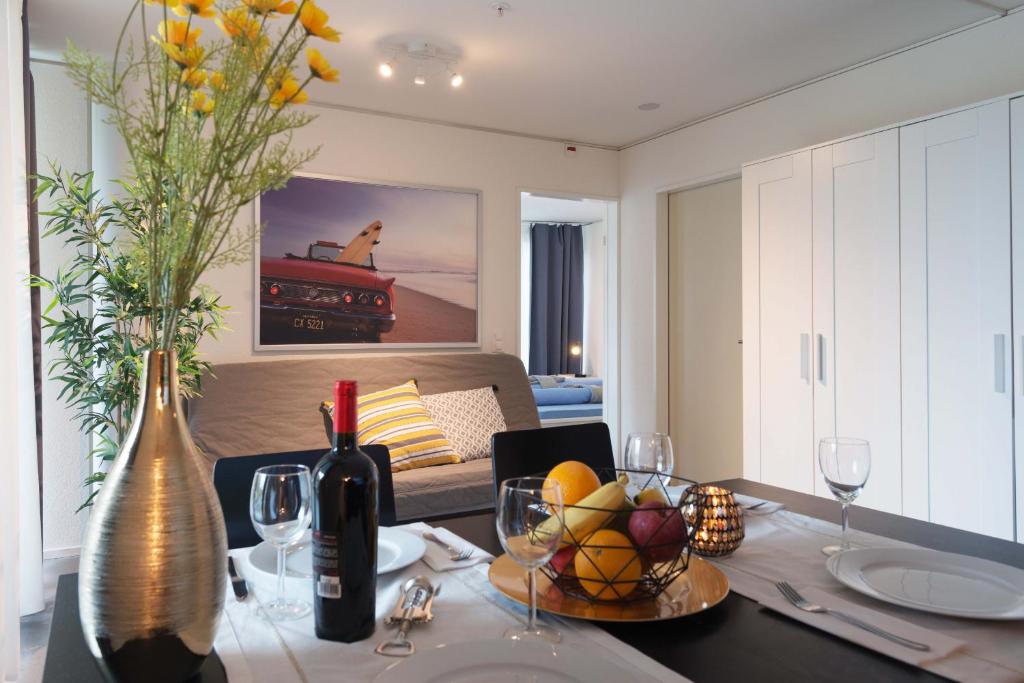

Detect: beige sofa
188,352,540,520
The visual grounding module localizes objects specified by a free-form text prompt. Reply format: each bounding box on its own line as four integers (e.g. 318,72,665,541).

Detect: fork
421,531,474,561
775,582,930,652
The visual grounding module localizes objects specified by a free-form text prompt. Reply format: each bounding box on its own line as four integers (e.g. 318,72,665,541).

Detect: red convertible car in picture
259,221,397,344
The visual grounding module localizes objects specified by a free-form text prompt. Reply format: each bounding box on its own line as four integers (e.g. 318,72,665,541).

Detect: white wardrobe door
812,131,901,514
742,151,814,493
1012,96,1024,543
901,101,1013,540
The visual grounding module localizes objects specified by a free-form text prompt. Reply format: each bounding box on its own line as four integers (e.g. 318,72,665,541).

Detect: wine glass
624,432,675,492
250,464,313,620
496,477,564,643
818,437,871,556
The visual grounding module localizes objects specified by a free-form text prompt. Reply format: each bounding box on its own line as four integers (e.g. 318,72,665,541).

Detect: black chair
212,445,396,549
491,423,616,502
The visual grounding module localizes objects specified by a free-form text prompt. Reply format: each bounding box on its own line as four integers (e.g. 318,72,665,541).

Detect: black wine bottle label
313,530,341,599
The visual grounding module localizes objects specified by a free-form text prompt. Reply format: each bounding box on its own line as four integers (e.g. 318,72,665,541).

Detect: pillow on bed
320,380,461,471
421,387,507,461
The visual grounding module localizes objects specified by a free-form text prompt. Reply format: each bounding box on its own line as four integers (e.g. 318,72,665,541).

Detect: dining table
41,478,1024,683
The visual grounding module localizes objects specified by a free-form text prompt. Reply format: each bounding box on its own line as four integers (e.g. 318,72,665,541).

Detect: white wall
582,220,606,378
32,61,92,557
618,11,1024,439
197,106,619,366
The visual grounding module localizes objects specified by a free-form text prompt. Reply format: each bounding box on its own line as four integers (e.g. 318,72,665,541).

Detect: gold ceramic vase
79,350,227,682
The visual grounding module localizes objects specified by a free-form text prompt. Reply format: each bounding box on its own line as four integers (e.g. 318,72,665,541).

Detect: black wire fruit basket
535,468,709,604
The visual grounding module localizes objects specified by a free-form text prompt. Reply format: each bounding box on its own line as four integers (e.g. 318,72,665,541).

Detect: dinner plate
488,553,729,622
247,527,426,579
373,639,649,683
827,547,1024,620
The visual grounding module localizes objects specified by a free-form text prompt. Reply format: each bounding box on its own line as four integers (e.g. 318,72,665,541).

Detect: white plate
373,640,647,683
248,527,426,579
827,547,1024,620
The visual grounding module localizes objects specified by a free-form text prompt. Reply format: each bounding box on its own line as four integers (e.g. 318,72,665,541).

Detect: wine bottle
312,380,379,642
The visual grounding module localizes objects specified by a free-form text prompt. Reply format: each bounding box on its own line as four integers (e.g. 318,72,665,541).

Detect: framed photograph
253,173,480,350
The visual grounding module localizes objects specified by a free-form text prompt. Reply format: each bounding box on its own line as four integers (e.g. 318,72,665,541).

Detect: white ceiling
28,0,1021,148
521,194,609,224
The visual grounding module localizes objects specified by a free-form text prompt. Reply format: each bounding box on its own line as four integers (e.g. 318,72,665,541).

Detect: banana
537,481,627,548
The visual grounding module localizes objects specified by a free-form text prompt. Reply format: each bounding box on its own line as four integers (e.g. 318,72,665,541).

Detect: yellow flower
305,48,338,82
209,71,226,90
268,77,308,109
180,67,207,88
173,0,216,18
156,19,202,48
216,6,262,42
159,42,205,69
145,0,180,7
299,1,340,42
242,0,297,16
190,90,215,116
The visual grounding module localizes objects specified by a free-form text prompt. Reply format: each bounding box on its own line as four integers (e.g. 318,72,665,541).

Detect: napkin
401,521,494,572
759,585,965,667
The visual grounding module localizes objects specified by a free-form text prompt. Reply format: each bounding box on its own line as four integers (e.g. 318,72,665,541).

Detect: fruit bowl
535,468,708,604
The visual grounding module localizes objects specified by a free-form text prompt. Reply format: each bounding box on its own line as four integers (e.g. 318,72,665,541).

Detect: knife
227,556,249,601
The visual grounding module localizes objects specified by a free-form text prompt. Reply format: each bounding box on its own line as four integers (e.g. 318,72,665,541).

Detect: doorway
668,179,742,482
518,191,619,447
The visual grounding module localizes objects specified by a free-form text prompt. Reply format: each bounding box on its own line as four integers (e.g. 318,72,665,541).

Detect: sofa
188,352,540,520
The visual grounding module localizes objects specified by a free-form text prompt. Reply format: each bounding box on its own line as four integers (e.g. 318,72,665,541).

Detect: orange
574,529,643,600
543,460,601,507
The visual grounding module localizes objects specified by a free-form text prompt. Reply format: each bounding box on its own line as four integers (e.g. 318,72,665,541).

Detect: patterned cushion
421,387,507,461
321,380,461,471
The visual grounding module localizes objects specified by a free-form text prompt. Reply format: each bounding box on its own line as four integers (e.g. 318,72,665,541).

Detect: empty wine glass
496,477,564,643
624,432,675,492
818,438,871,556
250,464,313,620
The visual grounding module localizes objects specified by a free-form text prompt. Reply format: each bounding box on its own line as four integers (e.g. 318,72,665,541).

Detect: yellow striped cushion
322,381,461,471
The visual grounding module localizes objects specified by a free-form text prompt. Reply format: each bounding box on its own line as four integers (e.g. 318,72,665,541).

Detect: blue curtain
529,223,584,375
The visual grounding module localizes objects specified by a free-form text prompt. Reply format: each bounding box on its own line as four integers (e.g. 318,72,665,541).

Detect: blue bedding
532,386,594,406
537,404,603,420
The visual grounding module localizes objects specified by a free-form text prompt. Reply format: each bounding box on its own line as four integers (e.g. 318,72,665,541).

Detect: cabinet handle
994,334,1006,393
800,333,810,383
817,334,827,385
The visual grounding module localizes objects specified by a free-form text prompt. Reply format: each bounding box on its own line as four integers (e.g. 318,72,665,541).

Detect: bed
531,376,604,426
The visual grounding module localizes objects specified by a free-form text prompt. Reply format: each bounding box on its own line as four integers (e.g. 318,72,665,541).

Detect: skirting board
43,546,81,560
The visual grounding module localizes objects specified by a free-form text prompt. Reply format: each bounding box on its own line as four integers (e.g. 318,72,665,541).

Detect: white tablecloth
711,504,1024,682
216,524,689,683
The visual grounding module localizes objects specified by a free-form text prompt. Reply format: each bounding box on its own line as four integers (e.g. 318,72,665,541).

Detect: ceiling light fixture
376,39,464,91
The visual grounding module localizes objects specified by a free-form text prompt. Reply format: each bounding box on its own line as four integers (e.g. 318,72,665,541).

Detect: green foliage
32,169,227,510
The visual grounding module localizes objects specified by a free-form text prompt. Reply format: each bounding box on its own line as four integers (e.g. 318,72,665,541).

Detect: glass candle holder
685,485,745,557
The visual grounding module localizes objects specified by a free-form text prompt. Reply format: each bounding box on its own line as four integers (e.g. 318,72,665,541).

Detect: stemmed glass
250,464,313,620
496,477,564,643
624,432,675,491
818,438,871,556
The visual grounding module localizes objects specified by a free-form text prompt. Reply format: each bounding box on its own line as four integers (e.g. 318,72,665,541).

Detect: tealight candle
685,485,745,557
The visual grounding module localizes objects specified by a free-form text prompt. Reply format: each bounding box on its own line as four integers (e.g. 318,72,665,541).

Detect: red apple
549,545,577,575
627,501,687,563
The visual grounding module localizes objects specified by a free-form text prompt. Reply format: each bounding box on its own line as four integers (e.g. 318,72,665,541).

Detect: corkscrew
374,576,439,657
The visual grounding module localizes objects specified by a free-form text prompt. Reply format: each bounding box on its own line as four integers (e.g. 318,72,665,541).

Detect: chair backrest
212,445,396,549
491,423,616,502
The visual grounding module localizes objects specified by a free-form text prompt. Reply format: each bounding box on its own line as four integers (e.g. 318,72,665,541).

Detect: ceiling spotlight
378,61,394,78
449,72,463,88
413,73,427,86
